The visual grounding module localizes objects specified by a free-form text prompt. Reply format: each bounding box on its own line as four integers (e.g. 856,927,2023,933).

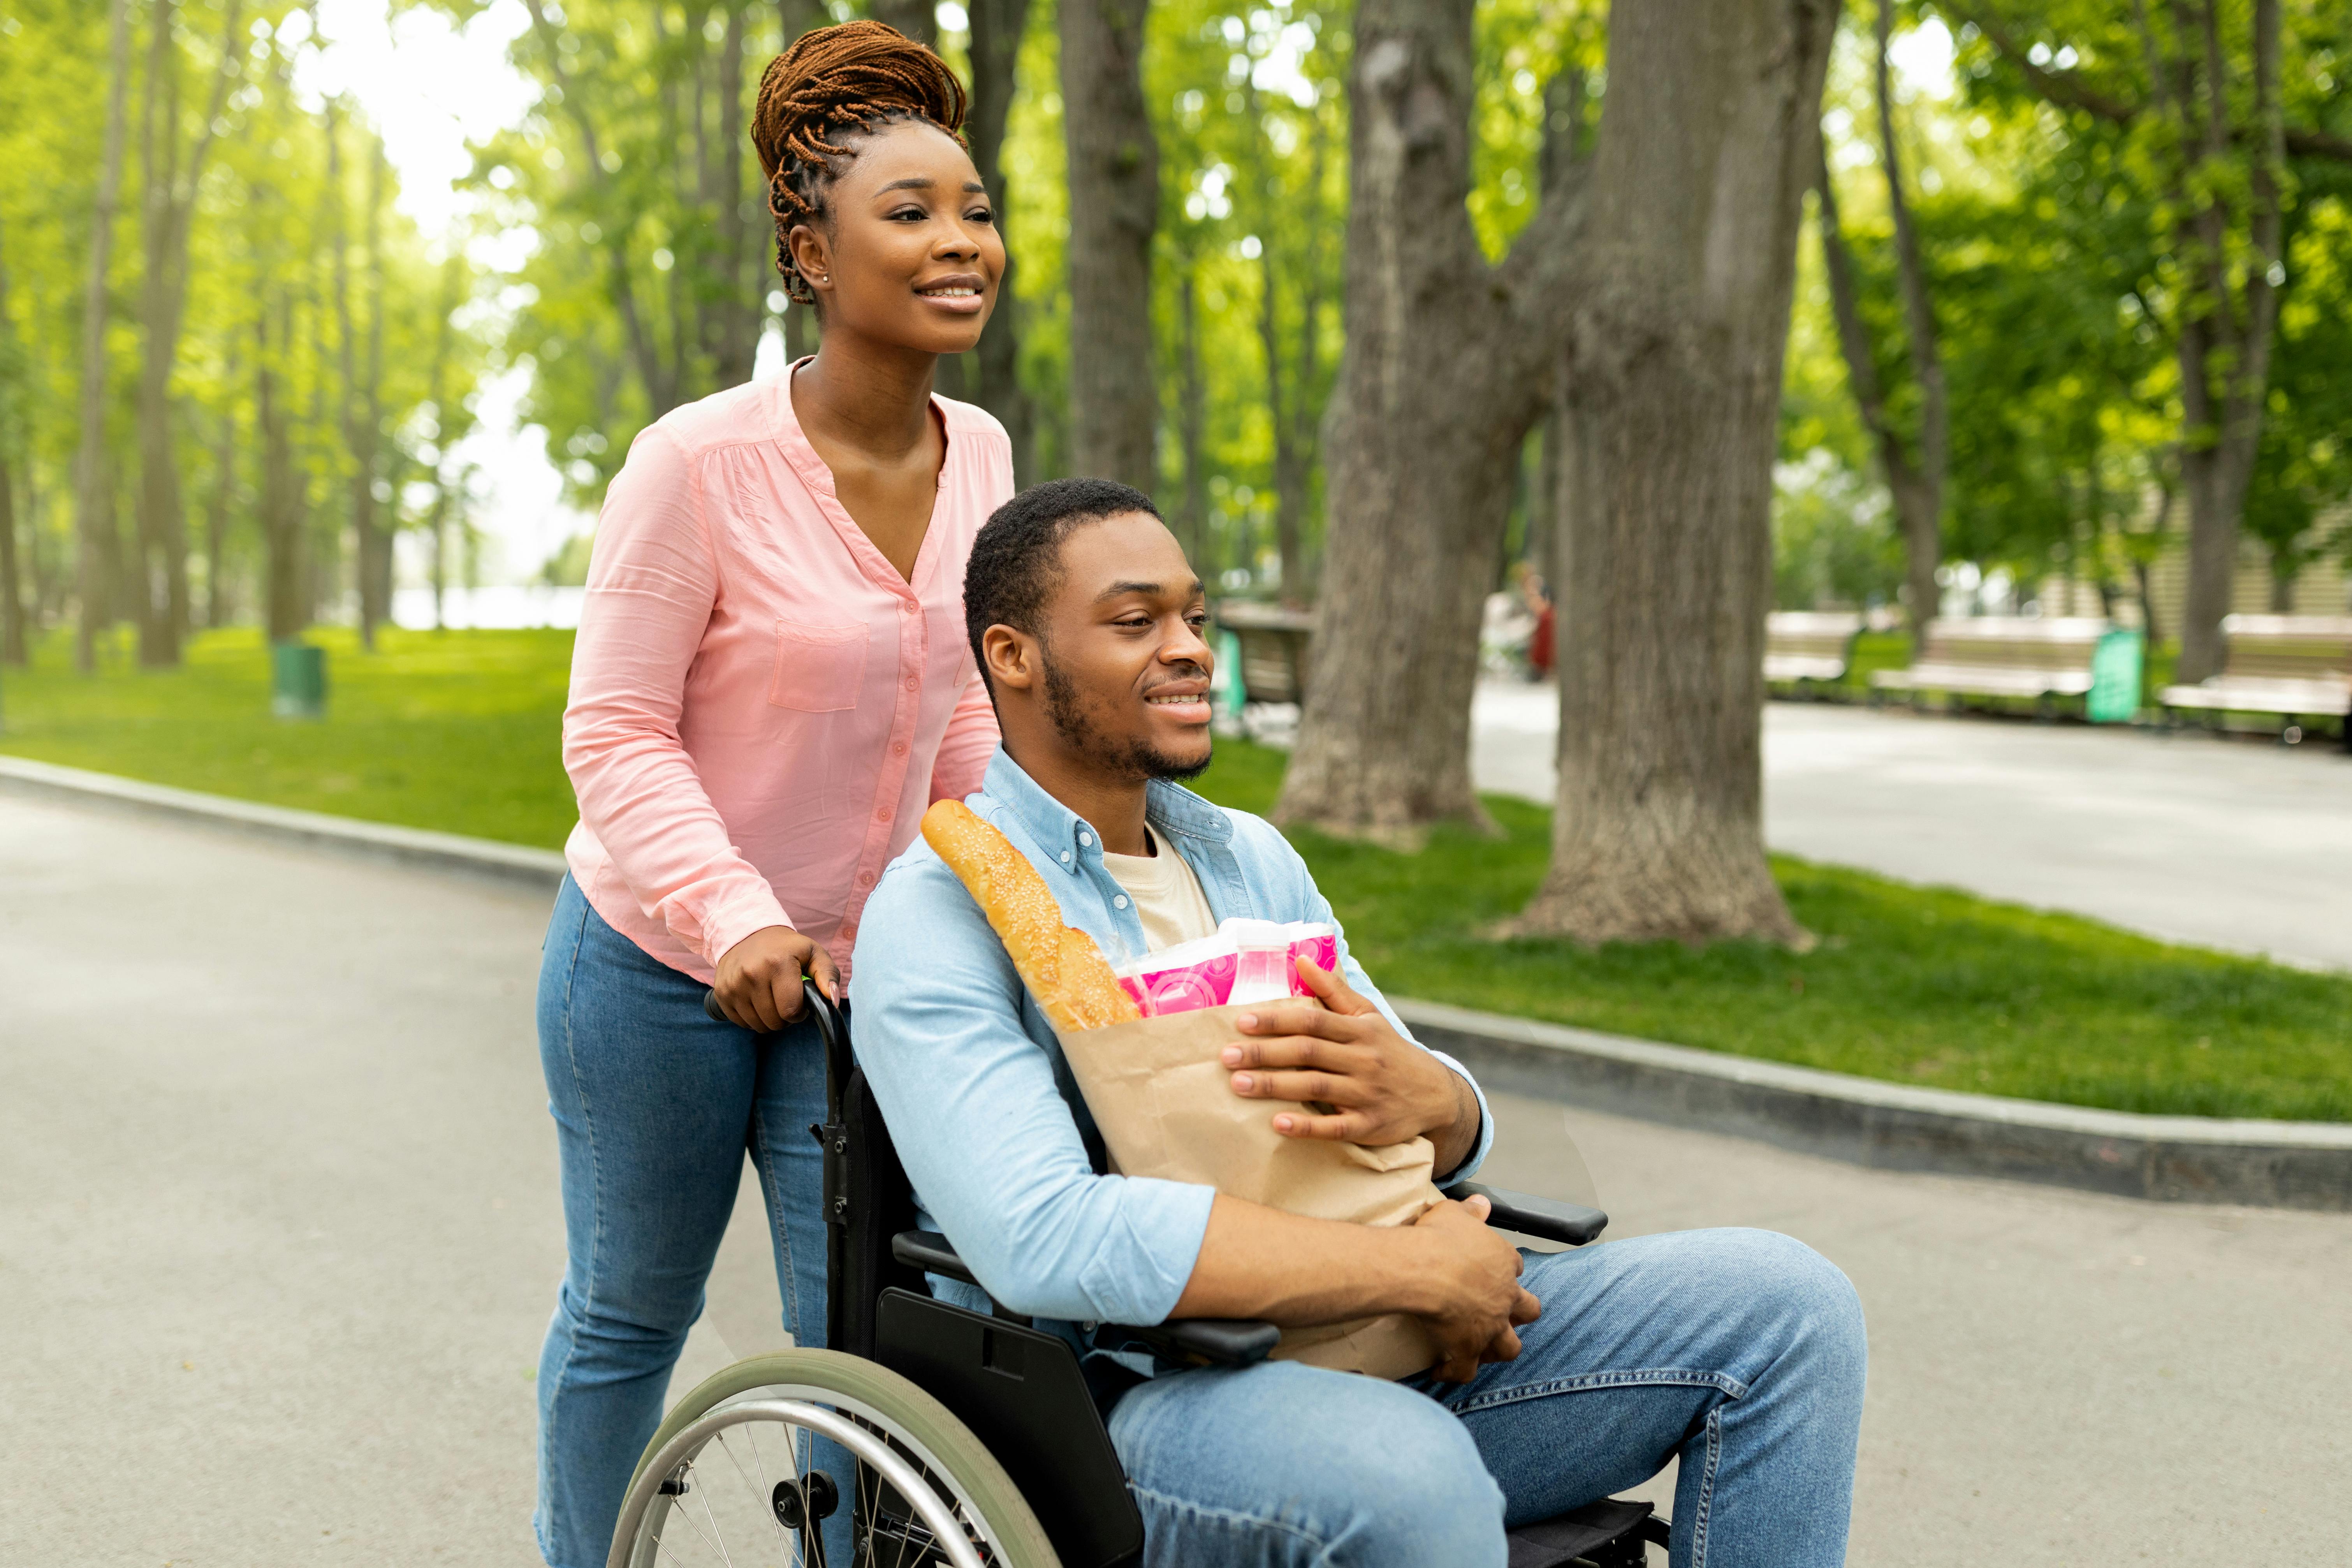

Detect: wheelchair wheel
609,1347,1059,1568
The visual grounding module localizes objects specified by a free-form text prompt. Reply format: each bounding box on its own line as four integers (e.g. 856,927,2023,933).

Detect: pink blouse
561,370,1009,985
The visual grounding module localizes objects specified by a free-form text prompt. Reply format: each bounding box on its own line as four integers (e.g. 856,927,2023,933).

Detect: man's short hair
964,478,1163,685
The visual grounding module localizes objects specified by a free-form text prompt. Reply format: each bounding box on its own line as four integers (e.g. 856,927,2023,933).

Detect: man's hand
713,926,841,1033
1223,957,1481,1170
1409,1193,1543,1382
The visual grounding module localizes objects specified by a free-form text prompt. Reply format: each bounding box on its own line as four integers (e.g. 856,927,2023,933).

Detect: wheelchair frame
726,983,1669,1568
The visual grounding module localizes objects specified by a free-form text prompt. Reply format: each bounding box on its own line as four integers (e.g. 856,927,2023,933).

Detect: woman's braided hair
752,21,970,306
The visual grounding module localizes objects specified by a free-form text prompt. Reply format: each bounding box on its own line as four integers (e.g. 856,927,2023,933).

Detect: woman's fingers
806,941,843,1005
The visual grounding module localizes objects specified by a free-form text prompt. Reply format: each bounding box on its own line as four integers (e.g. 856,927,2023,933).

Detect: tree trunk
73,0,137,674
709,2,756,389
2162,0,2283,681
966,0,1034,481
1258,243,1306,602
204,396,234,630
1815,144,1940,626
1874,0,1945,625
1177,264,1209,573
1271,0,1588,839
1510,0,1836,948
0,208,25,665
869,0,937,48
1058,0,1158,492
362,136,391,635
257,303,305,642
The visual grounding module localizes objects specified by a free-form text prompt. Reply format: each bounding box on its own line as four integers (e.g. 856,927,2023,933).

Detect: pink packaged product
1113,919,1341,1017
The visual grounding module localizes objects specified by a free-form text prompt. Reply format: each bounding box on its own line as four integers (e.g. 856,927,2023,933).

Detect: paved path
5,793,2348,1566
1471,685,2352,971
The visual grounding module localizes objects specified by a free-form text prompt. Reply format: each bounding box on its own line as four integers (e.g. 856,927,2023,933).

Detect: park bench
1215,600,1316,706
2158,614,2352,749
1870,617,2129,718
1763,611,1864,692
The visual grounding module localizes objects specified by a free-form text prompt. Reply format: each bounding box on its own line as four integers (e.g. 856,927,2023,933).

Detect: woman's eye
968,208,995,224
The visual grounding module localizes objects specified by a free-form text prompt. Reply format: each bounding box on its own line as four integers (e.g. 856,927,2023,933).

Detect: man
851,479,1866,1567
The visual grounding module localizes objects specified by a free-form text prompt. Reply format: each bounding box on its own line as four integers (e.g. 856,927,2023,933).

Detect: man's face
1031,512,1215,781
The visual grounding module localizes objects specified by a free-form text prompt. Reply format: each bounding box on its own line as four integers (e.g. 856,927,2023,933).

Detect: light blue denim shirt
848,746,1494,1330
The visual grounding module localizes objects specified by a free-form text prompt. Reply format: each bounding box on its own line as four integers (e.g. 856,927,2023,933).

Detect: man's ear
982,625,1039,694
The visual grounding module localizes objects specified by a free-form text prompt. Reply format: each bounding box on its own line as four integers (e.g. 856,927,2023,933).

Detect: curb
0,754,568,892
7,753,2345,1212
1395,997,2352,1213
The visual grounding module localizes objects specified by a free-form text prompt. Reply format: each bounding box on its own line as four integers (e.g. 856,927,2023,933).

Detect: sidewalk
1471,685,2352,972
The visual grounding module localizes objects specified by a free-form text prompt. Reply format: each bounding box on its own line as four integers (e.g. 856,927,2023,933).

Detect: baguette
921,799,1142,1033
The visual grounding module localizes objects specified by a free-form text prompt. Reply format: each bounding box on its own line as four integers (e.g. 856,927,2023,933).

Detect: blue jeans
1107,1228,1866,1568
533,876,835,1568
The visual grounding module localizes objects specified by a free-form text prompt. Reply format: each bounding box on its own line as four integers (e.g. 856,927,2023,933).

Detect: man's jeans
533,876,834,1568
1108,1228,1866,1568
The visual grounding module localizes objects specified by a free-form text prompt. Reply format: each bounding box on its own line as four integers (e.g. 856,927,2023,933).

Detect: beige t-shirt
1101,829,1218,954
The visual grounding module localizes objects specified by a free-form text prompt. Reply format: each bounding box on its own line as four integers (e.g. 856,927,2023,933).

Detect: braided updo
752,21,971,306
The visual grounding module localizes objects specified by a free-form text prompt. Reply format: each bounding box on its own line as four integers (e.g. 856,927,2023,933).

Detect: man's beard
1042,655,1212,782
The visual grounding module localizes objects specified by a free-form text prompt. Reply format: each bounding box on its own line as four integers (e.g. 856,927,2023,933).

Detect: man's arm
1172,1191,1542,1384
851,854,1215,1325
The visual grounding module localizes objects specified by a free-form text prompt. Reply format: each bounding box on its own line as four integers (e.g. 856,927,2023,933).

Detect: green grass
5,626,2344,1120
1188,740,2352,1124
0,626,580,847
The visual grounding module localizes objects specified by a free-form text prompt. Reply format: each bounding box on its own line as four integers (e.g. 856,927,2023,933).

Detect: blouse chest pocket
768,618,869,713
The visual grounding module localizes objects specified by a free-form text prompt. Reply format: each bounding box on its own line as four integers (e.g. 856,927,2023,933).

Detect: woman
532,23,1009,1565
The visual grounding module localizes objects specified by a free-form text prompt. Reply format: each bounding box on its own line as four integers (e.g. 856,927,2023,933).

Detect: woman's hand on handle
713,926,841,1032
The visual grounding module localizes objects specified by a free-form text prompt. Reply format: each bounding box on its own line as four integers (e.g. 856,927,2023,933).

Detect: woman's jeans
533,875,833,1568
1107,1228,1867,1568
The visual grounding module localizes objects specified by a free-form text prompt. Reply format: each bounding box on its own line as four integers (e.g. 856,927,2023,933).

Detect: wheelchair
607,982,1670,1568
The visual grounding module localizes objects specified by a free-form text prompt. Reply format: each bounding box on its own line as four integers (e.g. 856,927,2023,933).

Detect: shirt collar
980,747,1234,877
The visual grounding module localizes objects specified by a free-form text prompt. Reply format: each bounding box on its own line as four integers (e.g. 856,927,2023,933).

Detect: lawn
5,626,2345,1121
0,625,580,847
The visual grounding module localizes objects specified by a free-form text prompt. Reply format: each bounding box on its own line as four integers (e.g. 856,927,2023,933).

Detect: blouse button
858,871,875,888
1113,895,1129,910
876,806,893,823
905,675,920,692
893,741,908,757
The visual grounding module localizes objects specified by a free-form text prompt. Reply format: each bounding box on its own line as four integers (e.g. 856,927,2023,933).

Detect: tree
965,0,1036,480
1270,0,1590,838
1951,0,2350,678
72,0,135,673
1816,0,1947,630
0,206,25,666
1509,0,1838,947
1059,0,1159,491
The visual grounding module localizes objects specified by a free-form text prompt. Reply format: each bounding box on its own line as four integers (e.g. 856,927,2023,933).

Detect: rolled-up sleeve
927,672,1000,806
851,857,1215,1324
563,425,792,963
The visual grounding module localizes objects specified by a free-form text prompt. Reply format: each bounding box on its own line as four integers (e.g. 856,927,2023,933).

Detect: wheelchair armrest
893,1230,1281,1369
892,1229,980,1285
1106,1317,1282,1369
1443,1181,1609,1246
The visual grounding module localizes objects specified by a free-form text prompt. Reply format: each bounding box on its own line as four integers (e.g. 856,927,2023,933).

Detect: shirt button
841,922,857,941
893,741,908,756
876,806,893,822
1059,850,1071,864
858,871,875,888
905,675,920,692
1114,895,1129,910
1078,831,1093,847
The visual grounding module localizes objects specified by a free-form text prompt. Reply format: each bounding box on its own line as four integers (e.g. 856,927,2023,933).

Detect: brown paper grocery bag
1055,1003,1441,1380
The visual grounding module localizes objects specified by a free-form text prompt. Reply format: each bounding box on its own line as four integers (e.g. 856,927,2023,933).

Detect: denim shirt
848,746,1494,1334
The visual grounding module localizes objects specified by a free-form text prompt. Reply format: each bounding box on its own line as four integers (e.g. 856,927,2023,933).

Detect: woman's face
789,121,1004,357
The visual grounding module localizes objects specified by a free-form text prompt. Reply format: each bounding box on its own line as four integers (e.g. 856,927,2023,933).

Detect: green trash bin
271,639,328,720
2086,628,2144,724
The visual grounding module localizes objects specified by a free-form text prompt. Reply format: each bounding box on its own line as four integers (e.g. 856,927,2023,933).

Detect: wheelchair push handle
703,976,845,1054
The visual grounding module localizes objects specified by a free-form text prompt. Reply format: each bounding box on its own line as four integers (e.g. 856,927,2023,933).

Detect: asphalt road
4,792,2348,1566
1469,686,2352,972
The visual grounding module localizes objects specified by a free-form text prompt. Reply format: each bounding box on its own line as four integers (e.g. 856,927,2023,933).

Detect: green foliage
0,0,489,646
1188,740,2352,1122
